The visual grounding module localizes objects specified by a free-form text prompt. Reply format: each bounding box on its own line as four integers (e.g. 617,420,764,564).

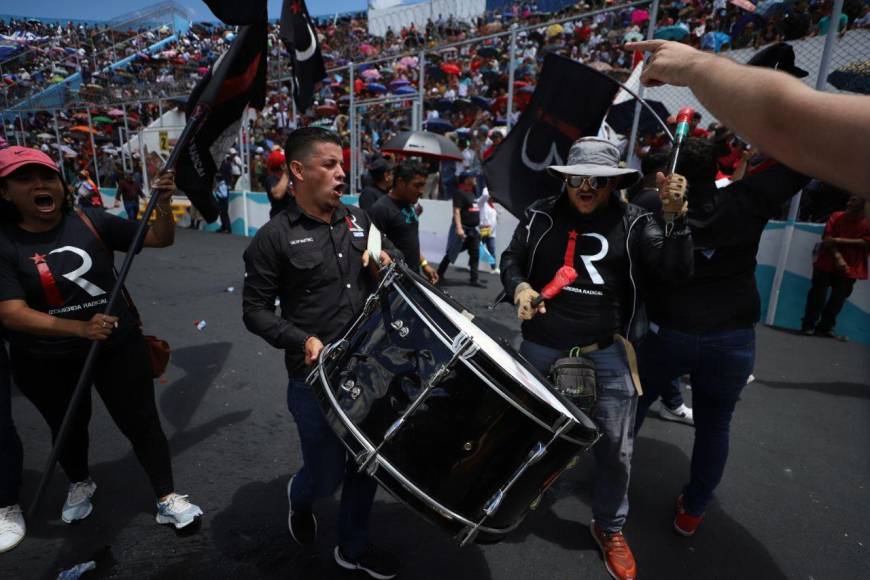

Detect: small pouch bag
549,355,598,416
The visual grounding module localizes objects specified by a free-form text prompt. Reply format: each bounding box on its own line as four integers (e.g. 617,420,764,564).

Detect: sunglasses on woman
564,175,613,189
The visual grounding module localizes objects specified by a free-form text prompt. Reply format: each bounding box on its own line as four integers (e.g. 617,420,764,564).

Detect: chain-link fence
646,27,870,133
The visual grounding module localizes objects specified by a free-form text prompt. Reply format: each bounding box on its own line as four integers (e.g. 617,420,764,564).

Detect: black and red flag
203,0,267,25
280,0,327,111
482,54,619,216
174,24,268,222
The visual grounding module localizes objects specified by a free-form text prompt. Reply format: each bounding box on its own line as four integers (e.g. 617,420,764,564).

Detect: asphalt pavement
1,228,867,579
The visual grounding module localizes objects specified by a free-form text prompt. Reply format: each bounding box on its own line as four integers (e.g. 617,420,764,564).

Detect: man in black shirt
634,138,809,537
367,159,439,284
242,127,399,580
436,172,485,287
500,137,693,580
357,157,393,212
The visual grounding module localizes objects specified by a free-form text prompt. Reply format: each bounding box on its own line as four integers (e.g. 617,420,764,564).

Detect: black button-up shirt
243,201,398,376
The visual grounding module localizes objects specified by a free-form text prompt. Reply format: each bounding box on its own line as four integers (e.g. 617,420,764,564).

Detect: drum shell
315,272,598,542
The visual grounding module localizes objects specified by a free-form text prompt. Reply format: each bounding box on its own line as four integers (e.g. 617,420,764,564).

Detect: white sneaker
62,479,96,524
490,268,501,274
0,504,25,553
659,403,694,426
156,493,203,529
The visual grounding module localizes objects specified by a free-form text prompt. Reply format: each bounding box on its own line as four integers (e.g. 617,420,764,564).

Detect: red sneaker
589,520,637,580
674,495,704,536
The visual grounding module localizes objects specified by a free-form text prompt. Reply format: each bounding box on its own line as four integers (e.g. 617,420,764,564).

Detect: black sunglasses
564,175,613,189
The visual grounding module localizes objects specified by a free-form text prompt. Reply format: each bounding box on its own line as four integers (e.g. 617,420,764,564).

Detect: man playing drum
242,127,400,579
499,137,693,580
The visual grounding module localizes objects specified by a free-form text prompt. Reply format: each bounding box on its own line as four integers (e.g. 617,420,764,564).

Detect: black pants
218,196,231,232
801,268,856,332
437,228,480,282
0,345,22,507
11,333,174,498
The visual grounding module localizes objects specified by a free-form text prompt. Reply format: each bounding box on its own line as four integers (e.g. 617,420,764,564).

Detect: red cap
266,150,286,171
0,146,60,178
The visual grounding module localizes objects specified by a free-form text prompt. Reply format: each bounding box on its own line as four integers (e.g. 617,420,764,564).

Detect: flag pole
27,105,209,519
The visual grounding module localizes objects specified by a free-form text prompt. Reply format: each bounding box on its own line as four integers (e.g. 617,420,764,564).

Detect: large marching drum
308,262,599,545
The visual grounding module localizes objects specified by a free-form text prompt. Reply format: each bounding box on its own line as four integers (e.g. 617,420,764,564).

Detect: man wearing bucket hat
500,137,693,580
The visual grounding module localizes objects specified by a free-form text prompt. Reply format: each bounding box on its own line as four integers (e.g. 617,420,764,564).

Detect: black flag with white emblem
482,54,618,216
280,0,327,111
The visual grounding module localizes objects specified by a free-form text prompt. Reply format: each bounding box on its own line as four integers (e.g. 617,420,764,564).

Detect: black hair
393,159,428,186
0,168,74,224
641,149,671,177
283,126,342,166
675,137,718,184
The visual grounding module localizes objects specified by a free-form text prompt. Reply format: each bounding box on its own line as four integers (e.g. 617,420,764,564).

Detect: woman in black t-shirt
0,146,202,531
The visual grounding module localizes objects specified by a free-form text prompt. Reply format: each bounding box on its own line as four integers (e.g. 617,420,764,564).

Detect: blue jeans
286,378,378,558
520,340,637,533
0,345,21,507
124,200,139,221
635,324,756,515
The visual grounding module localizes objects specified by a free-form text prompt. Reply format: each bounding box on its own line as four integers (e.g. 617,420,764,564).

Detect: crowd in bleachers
2,0,867,220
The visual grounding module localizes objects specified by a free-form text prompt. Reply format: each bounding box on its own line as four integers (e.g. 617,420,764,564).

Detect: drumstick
531,266,578,308
667,107,695,176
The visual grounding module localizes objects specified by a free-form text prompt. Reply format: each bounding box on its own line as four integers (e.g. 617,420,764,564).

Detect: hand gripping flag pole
27,21,267,518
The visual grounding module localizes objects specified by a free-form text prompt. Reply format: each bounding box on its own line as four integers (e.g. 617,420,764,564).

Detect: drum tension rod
458,419,573,547
356,332,476,477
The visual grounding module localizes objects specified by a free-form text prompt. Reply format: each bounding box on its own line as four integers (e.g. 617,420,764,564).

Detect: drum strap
614,334,643,397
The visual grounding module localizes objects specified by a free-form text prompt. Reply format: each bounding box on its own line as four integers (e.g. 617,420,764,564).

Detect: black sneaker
800,326,814,336
287,476,316,545
334,545,399,579
469,279,487,288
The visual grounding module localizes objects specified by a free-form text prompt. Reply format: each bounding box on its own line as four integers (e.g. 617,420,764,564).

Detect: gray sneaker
155,493,203,529
61,479,96,524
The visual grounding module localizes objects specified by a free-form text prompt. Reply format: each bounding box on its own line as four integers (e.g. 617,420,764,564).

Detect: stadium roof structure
105,1,192,32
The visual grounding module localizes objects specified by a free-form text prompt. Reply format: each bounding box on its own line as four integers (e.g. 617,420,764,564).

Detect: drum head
401,266,592,429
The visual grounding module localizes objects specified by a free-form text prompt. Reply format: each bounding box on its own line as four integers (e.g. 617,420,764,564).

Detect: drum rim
315,356,523,538
390,280,594,445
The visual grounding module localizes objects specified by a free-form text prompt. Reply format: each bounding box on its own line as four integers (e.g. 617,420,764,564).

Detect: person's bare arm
453,207,466,238
0,299,117,340
627,40,870,199
270,171,290,201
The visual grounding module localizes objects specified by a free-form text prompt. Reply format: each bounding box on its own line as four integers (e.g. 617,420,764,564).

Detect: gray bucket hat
548,137,641,189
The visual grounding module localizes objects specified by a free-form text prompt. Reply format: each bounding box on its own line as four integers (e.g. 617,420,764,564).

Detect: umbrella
399,56,418,68
389,79,411,89
366,82,387,94
36,132,52,140
381,130,462,161
315,103,339,117
361,68,380,80
477,46,499,58
92,116,113,124
440,63,461,76
546,24,564,38
623,30,644,43
70,125,98,134
50,143,77,157
471,96,491,109
107,108,124,117
654,25,690,41
701,31,732,53
392,86,417,96
423,119,455,134
431,98,455,113
606,98,670,137
827,60,870,95
756,0,794,17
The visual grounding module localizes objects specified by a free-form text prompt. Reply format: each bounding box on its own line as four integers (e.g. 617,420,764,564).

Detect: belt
568,336,615,356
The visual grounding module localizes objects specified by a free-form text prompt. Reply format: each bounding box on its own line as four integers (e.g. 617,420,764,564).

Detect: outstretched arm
627,40,870,199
